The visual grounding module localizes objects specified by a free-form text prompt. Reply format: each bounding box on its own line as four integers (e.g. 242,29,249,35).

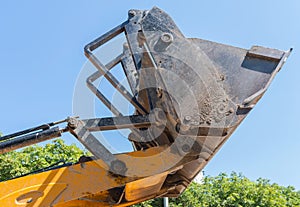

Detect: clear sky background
0,1,299,189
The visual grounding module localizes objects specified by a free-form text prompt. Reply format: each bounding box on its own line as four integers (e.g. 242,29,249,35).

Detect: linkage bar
0,127,65,155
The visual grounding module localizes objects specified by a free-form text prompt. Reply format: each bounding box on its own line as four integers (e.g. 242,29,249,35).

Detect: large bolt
154,33,174,52
110,160,127,176
68,118,78,129
161,33,173,44
128,10,136,18
184,115,192,122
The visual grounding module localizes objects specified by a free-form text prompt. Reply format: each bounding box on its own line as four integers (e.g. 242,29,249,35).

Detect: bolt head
68,118,78,129
110,160,127,175
161,33,173,43
128,10,136,18
184,115,191,121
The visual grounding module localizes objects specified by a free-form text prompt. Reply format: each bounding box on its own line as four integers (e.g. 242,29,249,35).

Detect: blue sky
0,1,299,189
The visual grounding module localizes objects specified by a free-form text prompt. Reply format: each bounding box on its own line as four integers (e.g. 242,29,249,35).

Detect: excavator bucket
0,7,291,207
81,6,291,199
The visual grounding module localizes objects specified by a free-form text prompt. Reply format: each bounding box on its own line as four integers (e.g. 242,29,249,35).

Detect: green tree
0,139,88,181
133,172,300,207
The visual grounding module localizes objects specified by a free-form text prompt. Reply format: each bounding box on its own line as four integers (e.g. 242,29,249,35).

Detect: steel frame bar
69,114,153,165
86,54,124,116
84,21,147,115
81,114,152,132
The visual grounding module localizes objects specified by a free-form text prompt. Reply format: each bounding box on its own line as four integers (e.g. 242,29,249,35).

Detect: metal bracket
68,114,154,174
84,20,148,115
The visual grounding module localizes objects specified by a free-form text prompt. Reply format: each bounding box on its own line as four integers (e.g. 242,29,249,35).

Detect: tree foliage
0,139,88,181
133,172,300,207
